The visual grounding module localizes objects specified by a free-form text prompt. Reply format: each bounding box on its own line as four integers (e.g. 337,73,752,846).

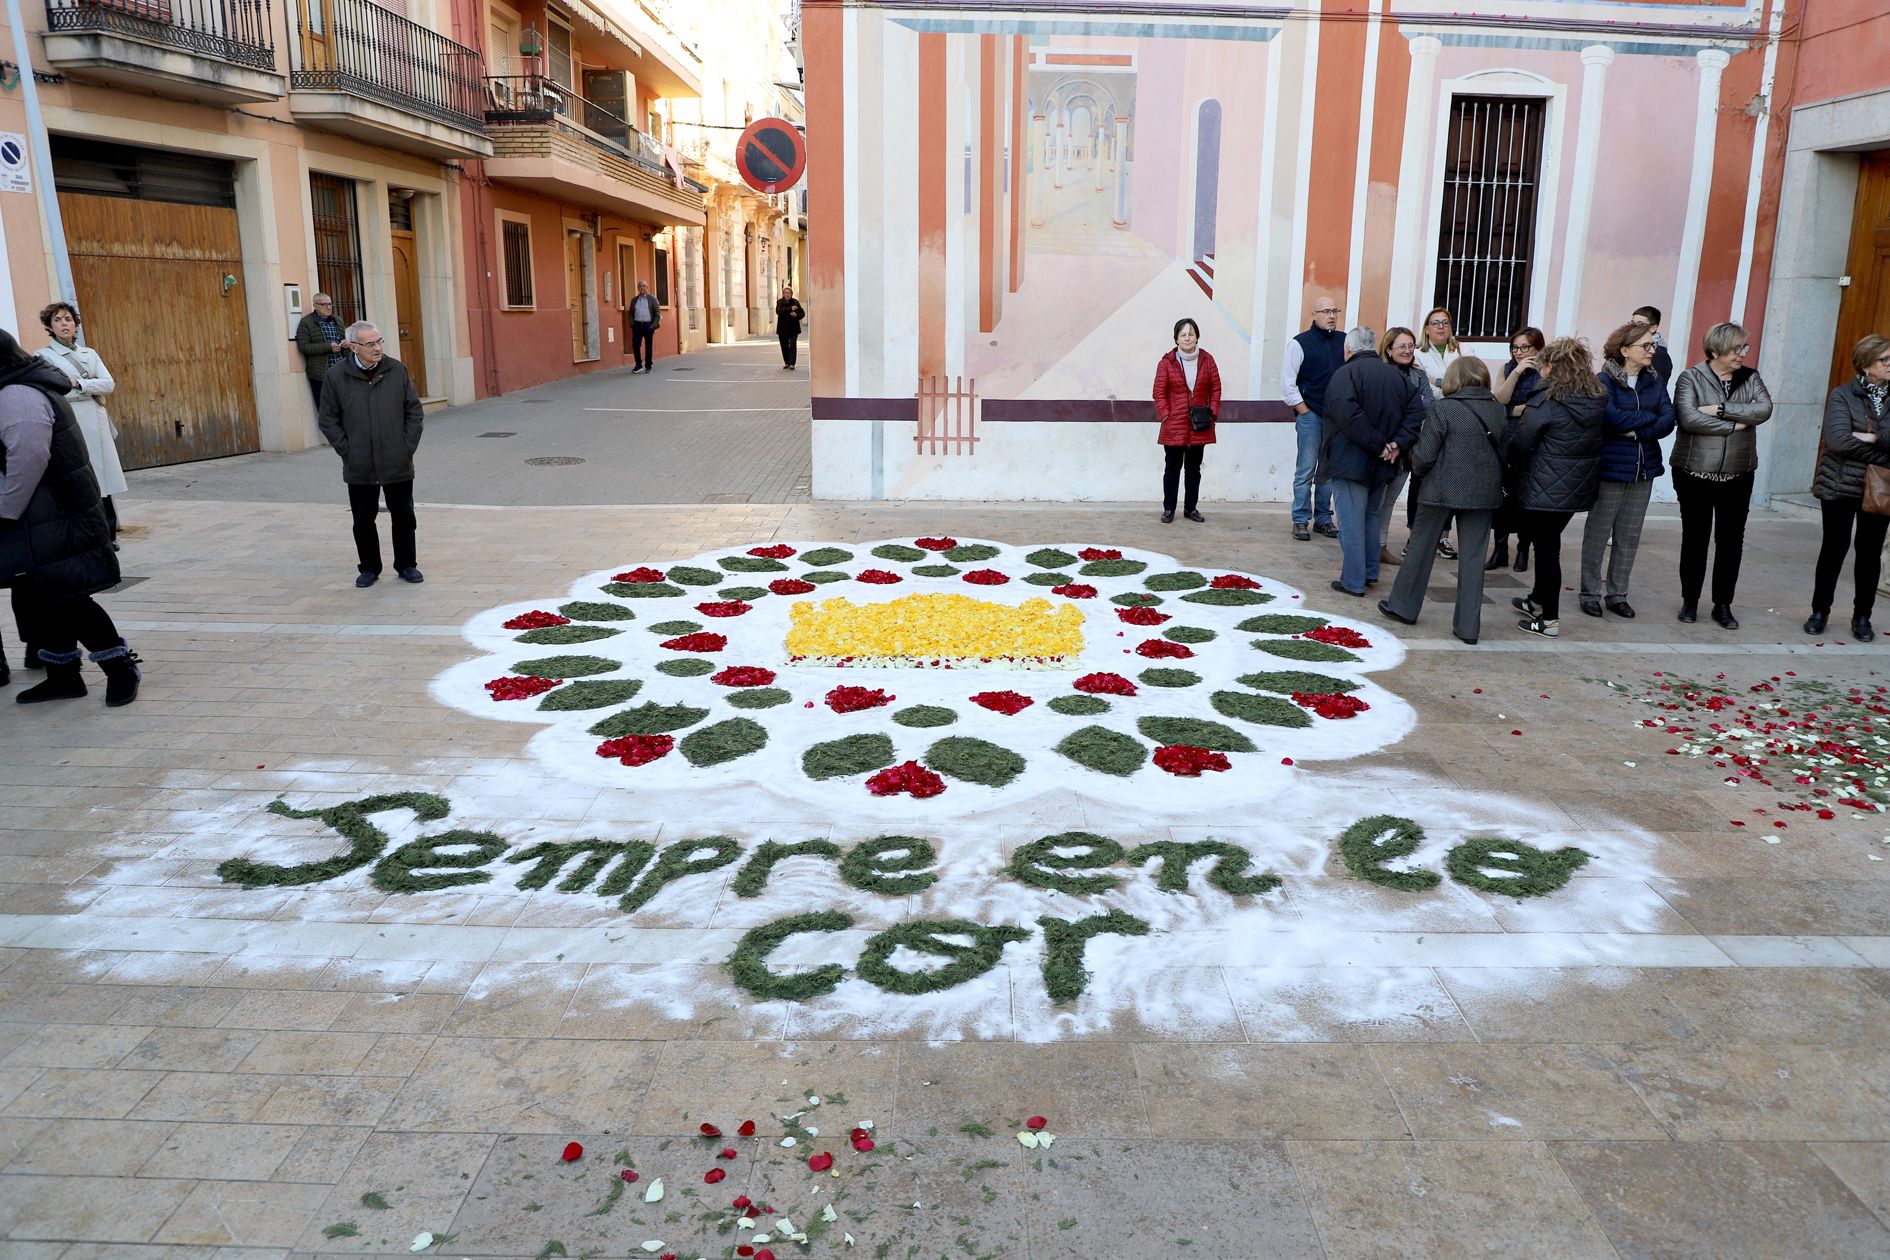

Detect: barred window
1432,96,1546,342
501,219,534,309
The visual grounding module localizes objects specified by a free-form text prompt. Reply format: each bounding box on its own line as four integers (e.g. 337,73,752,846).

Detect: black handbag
1188,406,1214,433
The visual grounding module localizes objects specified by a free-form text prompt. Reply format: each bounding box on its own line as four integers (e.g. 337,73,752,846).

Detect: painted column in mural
1387,35,1443,325
1113,115,1131,228
1053,117,1066,189
1029,114,1047,227
1092,129,1105,191
1667,47,1730,369
1555,45,1615,330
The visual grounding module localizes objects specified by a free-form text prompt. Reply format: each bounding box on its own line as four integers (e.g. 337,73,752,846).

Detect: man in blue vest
1281,291,1345,541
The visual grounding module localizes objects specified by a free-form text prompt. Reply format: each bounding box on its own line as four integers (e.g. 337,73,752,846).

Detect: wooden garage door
59,191,261,469
1832,149,1890,390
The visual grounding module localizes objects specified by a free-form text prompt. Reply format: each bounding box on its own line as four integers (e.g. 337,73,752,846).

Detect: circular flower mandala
437,538,1413,817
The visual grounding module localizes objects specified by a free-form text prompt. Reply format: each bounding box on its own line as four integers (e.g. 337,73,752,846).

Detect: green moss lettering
372,830,508,893
731,840,844,898
839,835,939,894
856,920,1030,995
508,839,655,893
1007,832,1124,894
1125,841,1280,895
1039,911,1151,1003
218,792,451,888
726,910,853,1001
618,836,743,913
1446,837,1593,898
1337,815,1441,892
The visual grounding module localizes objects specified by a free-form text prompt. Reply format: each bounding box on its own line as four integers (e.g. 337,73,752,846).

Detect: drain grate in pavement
525,456,586,466
477,431,516,438
704,492,750,503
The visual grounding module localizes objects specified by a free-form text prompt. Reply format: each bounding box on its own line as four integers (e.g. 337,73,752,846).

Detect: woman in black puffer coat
1507,337,1609,638
1806,334,1890,641
0,328,140,705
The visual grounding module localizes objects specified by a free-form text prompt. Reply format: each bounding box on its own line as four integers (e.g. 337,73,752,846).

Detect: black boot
23,646,44,670
1512,540,1529,573
1485,541,1509,571
15,649,86,704
92,641,142,707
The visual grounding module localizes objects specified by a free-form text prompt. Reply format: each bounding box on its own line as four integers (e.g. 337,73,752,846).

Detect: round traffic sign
735,118,806,194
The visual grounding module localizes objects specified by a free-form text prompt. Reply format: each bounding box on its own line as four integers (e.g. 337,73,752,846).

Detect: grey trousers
1384,506,1492,641
1377,469,1408,547
1579,479,1653,601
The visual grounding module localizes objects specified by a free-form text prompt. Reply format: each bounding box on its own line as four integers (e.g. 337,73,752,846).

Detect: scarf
1864,376,1889,423
1177,347,1200,392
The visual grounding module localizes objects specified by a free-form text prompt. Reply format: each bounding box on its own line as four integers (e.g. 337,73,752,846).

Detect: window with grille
501,218,534,308
310,173,365,327
1431,96,1546,342
653,247,671,307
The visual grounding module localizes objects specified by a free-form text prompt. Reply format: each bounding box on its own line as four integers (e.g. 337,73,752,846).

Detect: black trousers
631,322,656,370
308,377,324,409
348,480,417,576
1521,508,1575,620
1674,470,1754,608
1812,496,1890,618
1161,444,1205,513
779,332,799,368
14,591,120,659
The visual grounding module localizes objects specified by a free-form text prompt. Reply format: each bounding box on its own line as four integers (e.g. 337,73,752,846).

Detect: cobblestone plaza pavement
5,343,1890,1258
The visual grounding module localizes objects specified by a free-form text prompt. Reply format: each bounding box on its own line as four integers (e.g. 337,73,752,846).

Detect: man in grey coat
317,321,425,588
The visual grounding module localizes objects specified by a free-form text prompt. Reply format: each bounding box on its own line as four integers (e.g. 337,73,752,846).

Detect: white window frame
496,208,535,310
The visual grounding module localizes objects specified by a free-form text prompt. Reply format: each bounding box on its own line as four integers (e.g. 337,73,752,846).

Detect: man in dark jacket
0,328,140,705
1281,291,1345,540
1318,326,1426,596
294,293,348,408
1630,306,1674,393
317,320,426,588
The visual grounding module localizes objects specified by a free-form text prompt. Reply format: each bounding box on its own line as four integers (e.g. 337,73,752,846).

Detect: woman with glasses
1374,327,1431,567
1671,323,1771,628
1413,307,1462,558
1152,317,1220,523
1488,326,1544,572
1579,322,1676,619
1806,334,1890,641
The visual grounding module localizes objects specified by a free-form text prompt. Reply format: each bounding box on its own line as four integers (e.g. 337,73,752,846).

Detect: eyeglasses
1510,344,1533,354
1313,308,1341,316
1427,318,1451,327
356,338,384,349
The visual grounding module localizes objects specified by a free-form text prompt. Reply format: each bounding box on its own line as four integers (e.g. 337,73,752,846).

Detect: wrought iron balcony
484,73,704,191
41,0,282,102
288,0,486,147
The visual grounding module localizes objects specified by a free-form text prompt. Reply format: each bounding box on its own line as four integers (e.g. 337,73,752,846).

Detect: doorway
1832,149,1890,389
566,229,598,361
389,192,429,395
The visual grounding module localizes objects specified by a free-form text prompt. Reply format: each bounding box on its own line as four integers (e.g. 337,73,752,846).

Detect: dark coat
1412,387,1507,512
1672,363,1773,477
1651,343,1674,393
776,298,805,337
1317,350,1424,488
1510,387,1609,513
317,356,425,486
1596,362,1677,482
1153,349,1220,447
1293,325,1346,415
294,311,344,383
0,360,119,602
1813,379,1890,502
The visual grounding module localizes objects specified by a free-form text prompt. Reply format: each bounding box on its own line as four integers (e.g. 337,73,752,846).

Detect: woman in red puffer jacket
1153,317,1221,523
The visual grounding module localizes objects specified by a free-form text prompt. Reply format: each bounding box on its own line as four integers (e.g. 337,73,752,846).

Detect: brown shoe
1379,547,1401,567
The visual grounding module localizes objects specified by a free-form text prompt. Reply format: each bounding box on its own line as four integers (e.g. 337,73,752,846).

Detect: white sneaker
1517,615,1559,638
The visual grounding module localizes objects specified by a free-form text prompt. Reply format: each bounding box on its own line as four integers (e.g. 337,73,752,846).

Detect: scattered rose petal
719,1147,738,1160
738,1248,756,1258
808,1153,834,1172
1281,757,1295,765
821,1204,839,1223
852,1138,875,1152
620,1169,639,1183
1026,1116,1047,1130
705,1167,727,1184
734,1195,753,1209
1016,1131,1039,1148
644,1178,664,1202
738,1120,757,1136
779,1136,797,1147
1038,1133,1057,1147
699,1123,723,1138
640,1243,664,1254
805,1126,819,1136
562,1142,584,1162
808,1095,821,1105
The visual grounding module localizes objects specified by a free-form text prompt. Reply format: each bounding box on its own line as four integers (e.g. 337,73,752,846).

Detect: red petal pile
856,569,903,584
1292,691,1371,719
914,536,958,551
1077,547,1122,561
660,632,729,653
867,761,947,798
1073,672,1136,696
1209,574,1261,590
1136,639,1194,659
1153,744,1233,776
1050,583,1098,599
613,566,666,583
748,544,797,558
696,600,753,618
970,690,1033,715
561,1142,584,1161
769,578,817,595
733,1194,752,1208
1302,625,1372,649
711,666,778,687
962,569,1010,585
849,1126,874,1152
827,685,894,713
485,675,560,701
504,610,570,629
808,1152,834,1172
595,734,675,766
1115,606,1171,626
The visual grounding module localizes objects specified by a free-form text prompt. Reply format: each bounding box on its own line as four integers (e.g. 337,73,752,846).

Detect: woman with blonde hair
1373,326,1431,565
1508,337,1609,638
1806,334,1890,640
1671,321,1771,628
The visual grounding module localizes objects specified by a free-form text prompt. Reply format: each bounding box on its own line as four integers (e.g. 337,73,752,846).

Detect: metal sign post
4,0,77,311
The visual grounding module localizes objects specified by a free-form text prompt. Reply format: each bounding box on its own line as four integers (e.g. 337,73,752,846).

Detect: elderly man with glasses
294,293,349,408
317,321,426,588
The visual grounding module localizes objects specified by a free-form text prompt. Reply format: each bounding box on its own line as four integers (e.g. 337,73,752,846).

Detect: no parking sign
0,134,30,193
735,118,806,195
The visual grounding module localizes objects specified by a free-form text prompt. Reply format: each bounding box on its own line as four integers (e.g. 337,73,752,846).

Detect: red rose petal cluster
970,690,1033,715
770,578,816,595
1078,547,1122,561
1209,574,1261,590
1153,744,1232,776
827,685,894,713
867,760,946,798
613,566,666,583
485,675,560,701
596,734,674,766
504,610,570,630
1292,691,1371,719
856,569,902,584
712,666,778,688
748,544,797,558
1073,672,1136,696
1050,583,1097,599
1135,639,1194,659
1302,625,1372,648
696,600,753,618
660,632,728,653
1116,606,1170,626
914,536,958,551
962,569,1009,586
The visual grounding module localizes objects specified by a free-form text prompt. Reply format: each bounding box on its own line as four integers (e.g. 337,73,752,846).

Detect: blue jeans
1293,411,1332,526
1330,478,1382,593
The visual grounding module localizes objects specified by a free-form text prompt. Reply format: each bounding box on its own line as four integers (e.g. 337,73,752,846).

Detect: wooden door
390,227,429,395
60,191,260,469
297,0,331,71
1833,150,1890,389
566,232,584,359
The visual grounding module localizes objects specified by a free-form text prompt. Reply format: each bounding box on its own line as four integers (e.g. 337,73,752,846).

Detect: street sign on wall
0,134,31,193
735,118,806,195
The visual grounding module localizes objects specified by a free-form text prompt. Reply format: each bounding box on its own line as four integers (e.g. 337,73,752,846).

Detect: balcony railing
44,0,275,71
485,73,705,191
289,0,483,131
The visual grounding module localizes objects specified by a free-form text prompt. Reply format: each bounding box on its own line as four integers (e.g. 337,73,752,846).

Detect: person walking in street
628,281,660,374
317,321,425,589
1379,357,1507,644
1805,334,1890,641
1371,326,1431,567
1489,326,1544,572
1152,318,1220,523
294,293,348,408
0,328,140,706
1510,337,1609,638
1579,321,1677,619
775,286,805,370
1319,326,1425,596
1282,292,1344,541
1630,305,1675,390
36,302,128,549
1671,322,1772,628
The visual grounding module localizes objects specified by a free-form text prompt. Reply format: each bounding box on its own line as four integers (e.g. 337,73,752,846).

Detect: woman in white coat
37,302,127,544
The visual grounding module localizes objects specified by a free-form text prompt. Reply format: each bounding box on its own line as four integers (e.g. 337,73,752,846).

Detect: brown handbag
1864,464,1890,517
